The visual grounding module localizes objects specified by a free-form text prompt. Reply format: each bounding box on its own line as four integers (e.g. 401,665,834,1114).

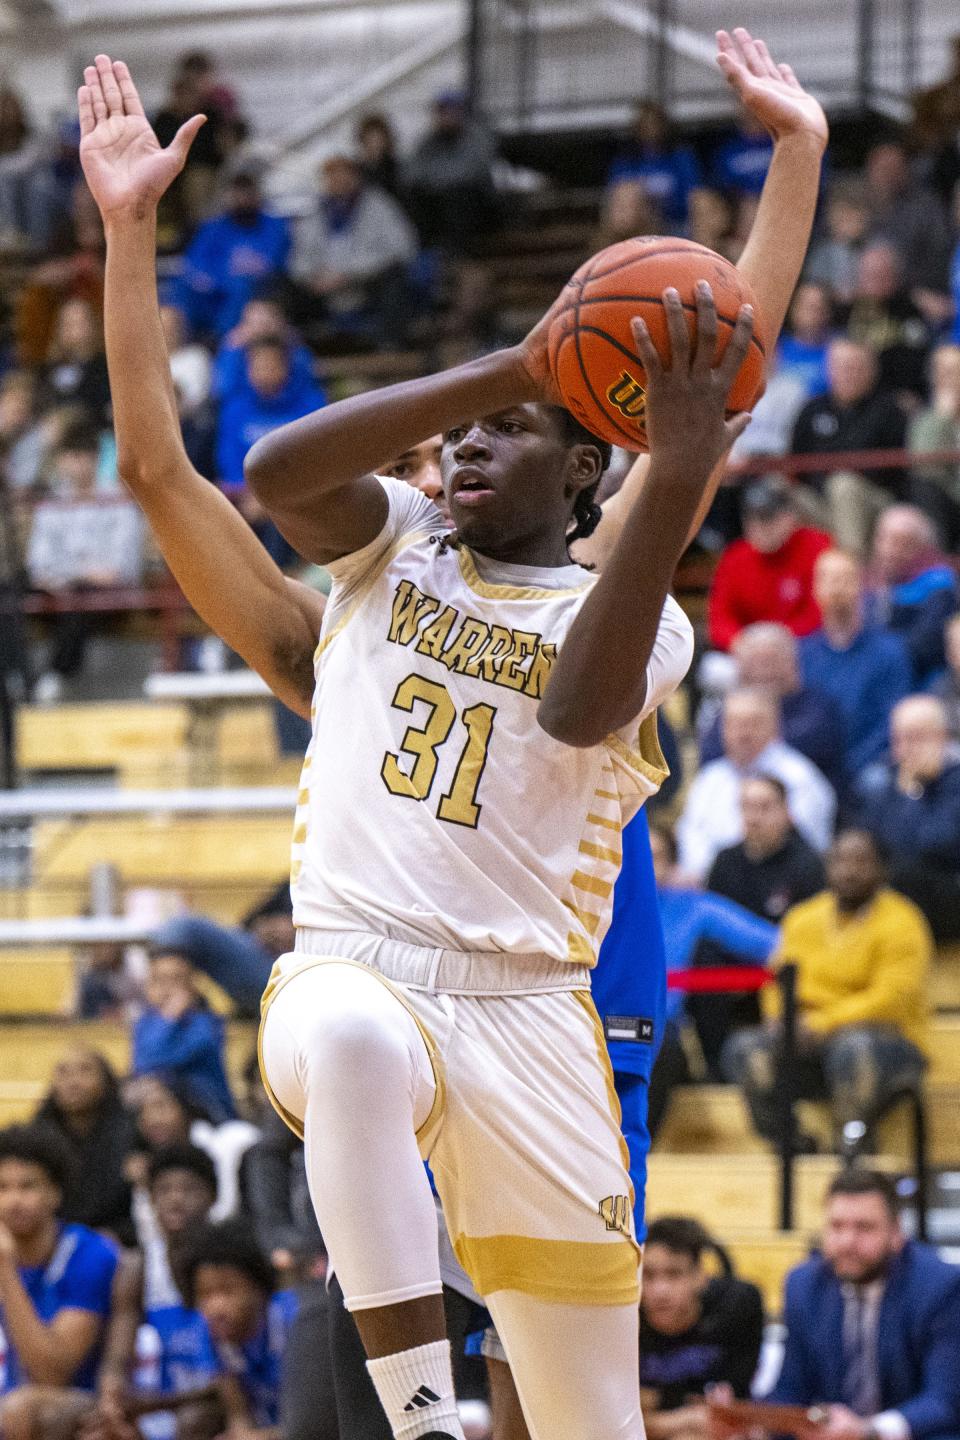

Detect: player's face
0,1159,60,1240
441,404,596,559
381,436,448,522
150,1169,214,1239
641,1243,704,1335
193,1264,265,1344
823,1194,903,1283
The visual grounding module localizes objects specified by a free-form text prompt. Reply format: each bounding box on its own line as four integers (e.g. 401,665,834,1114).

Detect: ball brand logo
606,371,647,424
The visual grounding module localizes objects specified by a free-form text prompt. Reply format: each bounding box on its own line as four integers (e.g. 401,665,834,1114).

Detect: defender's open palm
78,55,205,219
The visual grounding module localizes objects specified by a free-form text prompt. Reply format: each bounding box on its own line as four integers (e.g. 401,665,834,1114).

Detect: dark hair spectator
355,112,402,197
605,100,703,228
34,1047,137,1243
639,1213,764,1435
707,479,832,652
790,338,908,554
707,773,825,923
177,172,291,339
862,140,953,295
769,1164,960,1438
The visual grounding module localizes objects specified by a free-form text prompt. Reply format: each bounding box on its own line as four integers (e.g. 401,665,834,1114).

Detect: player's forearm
246,347,535,504
538,459,704,746
737,132,825,346
103,212,190,487
0,1261,75,1383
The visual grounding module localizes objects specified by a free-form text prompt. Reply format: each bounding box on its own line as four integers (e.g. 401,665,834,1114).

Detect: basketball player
79,30,826,1440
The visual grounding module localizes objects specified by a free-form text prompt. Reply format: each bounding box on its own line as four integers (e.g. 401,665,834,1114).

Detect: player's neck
471,533,574,569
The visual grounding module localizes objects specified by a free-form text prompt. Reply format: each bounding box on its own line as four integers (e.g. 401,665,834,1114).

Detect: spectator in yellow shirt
722,829,930,1150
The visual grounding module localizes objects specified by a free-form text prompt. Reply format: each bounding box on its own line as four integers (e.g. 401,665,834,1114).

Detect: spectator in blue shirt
213,299,317,407
133,951,235,1122
606,101,702,227
216,335,326,488
700,622,847,793
857,694,960,943
648,825,777,1133
179,172,291,340
0,1124,118,1433
800,548,913,774
871,505,960,686
95,1144,219,1440
181,1219,299,1432
711,112,774,197
775,282,836,400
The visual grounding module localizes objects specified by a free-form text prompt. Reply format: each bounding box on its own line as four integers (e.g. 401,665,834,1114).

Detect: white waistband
292,928,590,995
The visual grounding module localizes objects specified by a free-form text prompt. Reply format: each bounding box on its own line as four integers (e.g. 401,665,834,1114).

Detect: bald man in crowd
678,687,836,881
800,549,912,773
858,694,960,943
699,622,845,790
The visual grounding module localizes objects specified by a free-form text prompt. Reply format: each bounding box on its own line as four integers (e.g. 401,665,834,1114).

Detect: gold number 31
381,674,496,829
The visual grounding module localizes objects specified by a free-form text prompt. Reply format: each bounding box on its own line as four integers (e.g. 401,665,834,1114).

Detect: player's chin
449,495,506,542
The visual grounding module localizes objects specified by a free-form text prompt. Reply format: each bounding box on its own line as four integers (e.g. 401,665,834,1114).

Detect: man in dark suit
770,1169,960,1440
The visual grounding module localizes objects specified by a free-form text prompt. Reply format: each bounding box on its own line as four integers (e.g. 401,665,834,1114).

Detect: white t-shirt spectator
677,740,836,880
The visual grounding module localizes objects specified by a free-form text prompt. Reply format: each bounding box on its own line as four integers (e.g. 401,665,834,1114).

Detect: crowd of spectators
3,28,960,1440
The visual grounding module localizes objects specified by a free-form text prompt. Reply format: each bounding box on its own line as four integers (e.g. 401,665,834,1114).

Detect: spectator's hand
820,1405,869,1440
933,372,960,421
79,56,206,221
270,1246,295,1273
309,269,350,297
716,29,828,150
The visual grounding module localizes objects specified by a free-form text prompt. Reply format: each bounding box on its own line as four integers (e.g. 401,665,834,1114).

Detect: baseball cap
741,477,795,520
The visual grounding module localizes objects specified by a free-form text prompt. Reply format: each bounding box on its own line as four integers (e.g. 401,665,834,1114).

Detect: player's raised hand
716,27,828,150
630,281,753,475
78,55,205,219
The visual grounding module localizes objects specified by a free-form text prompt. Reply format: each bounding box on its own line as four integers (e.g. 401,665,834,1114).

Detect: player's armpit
128,459,324,716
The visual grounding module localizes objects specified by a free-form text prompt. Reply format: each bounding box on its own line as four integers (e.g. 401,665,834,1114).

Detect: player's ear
565,442,604,497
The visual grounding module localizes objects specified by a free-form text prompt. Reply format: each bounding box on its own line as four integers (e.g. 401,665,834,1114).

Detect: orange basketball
547,236,766,452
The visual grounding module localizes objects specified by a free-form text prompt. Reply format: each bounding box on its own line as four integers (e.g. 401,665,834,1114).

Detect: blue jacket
771,1243,960,1440
216,371,327,485
656,889,777,1024
858,761,960,870
799,626,913,774
881,568,959,687
606,145,702,223
132,1004,235,1121
180,212,292,338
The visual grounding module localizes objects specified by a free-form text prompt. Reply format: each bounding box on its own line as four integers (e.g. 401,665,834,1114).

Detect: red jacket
708,526,832,651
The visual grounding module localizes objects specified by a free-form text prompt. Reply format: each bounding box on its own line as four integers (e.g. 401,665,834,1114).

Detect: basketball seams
570,278,646,448
573,308,765,360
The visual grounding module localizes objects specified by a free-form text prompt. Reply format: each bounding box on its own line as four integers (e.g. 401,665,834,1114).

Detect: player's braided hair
555,407,612,550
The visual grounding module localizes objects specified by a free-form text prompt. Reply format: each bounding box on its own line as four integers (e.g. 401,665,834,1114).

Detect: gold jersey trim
605,711,668,789
457,546,593,602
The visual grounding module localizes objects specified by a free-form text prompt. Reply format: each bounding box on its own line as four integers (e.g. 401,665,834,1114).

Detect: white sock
366,1339,465,1438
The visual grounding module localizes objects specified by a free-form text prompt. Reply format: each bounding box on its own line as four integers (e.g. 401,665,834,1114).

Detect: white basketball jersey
291,477,693,965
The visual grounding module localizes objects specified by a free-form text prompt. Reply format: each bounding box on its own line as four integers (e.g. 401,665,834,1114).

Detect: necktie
843,1289,879,1417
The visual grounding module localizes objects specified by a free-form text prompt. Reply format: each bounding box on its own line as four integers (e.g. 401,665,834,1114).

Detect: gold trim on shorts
452,1232,640,1307
257,956,447,1151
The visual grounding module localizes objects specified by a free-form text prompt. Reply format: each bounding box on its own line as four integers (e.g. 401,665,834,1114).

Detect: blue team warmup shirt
212,1290,299,1426
590,809,667,1241
0,1222,118,1393
136,1303,220,1440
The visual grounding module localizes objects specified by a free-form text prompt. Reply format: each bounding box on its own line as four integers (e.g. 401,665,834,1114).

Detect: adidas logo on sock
403,1385,442,1412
